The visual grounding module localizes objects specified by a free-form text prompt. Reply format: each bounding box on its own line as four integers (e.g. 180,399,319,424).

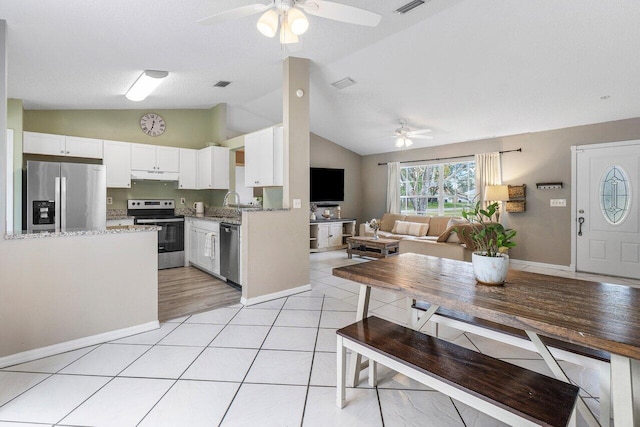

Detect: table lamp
484,185,509,222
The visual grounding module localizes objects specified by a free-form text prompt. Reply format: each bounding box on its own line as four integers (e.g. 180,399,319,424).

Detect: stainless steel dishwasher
220,223,240,287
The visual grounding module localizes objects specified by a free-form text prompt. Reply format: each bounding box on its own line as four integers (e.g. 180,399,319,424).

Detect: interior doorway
573,140,640,279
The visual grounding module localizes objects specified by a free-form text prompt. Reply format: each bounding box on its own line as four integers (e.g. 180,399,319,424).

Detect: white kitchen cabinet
24,132,103,159
317,223,343,248
197,146,230,190
178,148,198,190
187,219,221,276
103,140,132,188
131,143,179,173
244,125,283,187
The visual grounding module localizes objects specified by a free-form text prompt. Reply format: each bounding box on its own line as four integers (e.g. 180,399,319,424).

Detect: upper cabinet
24,132,103,159
197,146,230,190
103,140,131,188
131,143,179,173
179,148,198,190
244,125,283,187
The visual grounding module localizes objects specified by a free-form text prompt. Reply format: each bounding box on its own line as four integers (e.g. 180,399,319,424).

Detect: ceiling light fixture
125,70,169,102
256,5,309,44
395,136,413,148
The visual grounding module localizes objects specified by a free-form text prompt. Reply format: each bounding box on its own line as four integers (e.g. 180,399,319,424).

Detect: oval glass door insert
600,165,631,224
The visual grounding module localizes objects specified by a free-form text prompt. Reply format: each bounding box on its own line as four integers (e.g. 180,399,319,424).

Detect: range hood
131,170,180,181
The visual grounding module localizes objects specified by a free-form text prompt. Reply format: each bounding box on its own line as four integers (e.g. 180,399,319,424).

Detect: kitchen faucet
223,191,241,215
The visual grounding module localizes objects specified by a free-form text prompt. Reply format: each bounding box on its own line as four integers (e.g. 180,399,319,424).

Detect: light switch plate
180,198,186,205
550,199,566,207
293,199,302,209
106,197,113,205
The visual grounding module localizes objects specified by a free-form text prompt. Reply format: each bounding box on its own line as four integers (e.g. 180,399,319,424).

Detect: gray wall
310,133,363,223
361,117,640,266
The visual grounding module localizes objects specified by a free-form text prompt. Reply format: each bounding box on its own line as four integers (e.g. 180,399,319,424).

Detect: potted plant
459,201,516,285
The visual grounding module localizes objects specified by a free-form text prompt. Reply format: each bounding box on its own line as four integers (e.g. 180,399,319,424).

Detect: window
600,165,631,225
400,161,475,217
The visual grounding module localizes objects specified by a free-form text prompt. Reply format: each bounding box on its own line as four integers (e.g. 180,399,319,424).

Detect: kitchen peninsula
0,226,159,367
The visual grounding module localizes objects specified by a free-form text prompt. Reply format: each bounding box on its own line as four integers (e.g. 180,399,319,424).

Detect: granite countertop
311,217,356,223
185,215,242,225
5,225,158,240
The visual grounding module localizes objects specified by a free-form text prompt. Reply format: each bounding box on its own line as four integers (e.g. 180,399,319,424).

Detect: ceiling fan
198,0,382,44
393,119,432,148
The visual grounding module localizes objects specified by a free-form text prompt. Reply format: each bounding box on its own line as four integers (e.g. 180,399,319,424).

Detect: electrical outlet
180,198,186,205
550,199,566,207
293,199,302,209
106,197,113,205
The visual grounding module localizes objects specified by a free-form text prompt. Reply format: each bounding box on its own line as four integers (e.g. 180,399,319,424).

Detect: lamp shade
125,70,169,102
279,19,299,44
287,8,309,35
484,185,509,201
257,9,279,38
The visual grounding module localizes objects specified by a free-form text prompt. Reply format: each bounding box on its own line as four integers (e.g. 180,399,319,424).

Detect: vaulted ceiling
3,0,640,155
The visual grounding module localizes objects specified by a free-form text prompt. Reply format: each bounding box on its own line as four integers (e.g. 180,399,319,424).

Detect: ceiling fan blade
407,128,432,136
411,135,433,140
300,1,381,27
198,3,272,26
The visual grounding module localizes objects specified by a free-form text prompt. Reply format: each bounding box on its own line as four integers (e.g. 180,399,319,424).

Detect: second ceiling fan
198,0,382,44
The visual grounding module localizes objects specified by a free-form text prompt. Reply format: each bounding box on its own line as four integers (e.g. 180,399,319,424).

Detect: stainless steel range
128,199,184,269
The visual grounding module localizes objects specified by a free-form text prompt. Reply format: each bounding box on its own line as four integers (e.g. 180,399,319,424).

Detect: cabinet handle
66,151,70,154
60,150,64,154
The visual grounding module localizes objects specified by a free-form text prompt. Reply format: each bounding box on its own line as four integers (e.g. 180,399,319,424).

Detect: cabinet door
130,143,157,171
196,229,215,273
103,140,131,188
189,227,199,264
156,146,180,172
210,146,230,189
23,132,65,156
65,136,103,159
329,224,343,247
179,148,198,189
244,128,270,187
197,147,212,189
317,224,330,249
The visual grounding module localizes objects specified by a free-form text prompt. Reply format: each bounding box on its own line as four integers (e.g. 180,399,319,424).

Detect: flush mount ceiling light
125,70,169,102
198,0,381,45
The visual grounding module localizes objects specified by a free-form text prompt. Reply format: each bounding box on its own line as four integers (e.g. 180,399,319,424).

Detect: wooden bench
411,301,611,426
337,316,580,427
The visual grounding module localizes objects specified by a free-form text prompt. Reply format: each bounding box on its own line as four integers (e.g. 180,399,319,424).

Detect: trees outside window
400,161,475,216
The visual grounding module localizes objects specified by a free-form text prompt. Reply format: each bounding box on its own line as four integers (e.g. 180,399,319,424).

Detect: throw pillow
437,218,467,243
391,220,430,237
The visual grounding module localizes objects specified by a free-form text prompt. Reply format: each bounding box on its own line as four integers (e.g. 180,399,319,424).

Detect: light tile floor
2,251,638,426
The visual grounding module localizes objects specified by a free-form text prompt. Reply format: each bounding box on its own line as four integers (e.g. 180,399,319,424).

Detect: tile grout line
299,294,325,426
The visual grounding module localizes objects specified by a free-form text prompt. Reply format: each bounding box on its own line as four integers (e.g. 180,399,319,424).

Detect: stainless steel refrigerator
26,161,106,233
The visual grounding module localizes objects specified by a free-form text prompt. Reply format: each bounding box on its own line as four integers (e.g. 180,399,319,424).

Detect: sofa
359,213,475,261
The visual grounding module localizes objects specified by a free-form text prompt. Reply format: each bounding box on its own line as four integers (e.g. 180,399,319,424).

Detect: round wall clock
140,113,166,137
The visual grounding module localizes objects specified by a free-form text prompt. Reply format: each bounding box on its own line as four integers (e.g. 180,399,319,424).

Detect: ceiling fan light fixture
287,8,309,35
395,137,405,148
405,138,413,147
279,18,299,44
257,9,279,38
125,70,168,102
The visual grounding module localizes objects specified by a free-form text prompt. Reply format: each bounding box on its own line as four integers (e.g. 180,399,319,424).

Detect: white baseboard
0,321,159,369
510,258,574,272
241,284,312,306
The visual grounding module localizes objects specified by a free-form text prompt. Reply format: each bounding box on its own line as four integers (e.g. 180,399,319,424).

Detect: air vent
395,0,426,14
331,77,357,90
213,80,232,88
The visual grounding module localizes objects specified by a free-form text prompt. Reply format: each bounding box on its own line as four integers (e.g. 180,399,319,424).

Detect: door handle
578,217,585,236
61,177,67,230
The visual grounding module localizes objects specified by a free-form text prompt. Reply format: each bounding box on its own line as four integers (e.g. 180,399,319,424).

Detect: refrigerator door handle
54,176,61,232
61,176,67,231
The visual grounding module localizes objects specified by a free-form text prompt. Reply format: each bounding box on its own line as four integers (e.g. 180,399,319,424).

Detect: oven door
135,218,185,253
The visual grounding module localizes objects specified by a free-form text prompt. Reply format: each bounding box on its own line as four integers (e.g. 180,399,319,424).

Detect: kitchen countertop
184,215,241,225
5,225,158,240
311,217,356,223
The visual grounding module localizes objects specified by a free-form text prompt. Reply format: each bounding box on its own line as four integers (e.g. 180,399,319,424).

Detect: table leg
336,335,346,408
348,284,371,387
525,331,600,427
611,354,636,427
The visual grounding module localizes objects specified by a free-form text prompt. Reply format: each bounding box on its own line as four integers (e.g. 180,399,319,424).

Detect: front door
575,141,640,278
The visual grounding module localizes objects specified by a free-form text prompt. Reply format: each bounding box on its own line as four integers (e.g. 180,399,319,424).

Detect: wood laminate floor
158,266,241,322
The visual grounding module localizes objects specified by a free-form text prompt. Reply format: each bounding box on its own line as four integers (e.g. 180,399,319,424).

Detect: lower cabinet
187,219,221,277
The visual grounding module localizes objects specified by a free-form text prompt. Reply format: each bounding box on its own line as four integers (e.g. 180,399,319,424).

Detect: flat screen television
310,168,344,202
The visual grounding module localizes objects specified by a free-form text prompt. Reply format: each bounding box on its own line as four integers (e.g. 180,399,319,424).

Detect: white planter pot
472,252,509,286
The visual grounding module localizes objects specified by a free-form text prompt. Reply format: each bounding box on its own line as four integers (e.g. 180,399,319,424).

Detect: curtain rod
377,148,522,166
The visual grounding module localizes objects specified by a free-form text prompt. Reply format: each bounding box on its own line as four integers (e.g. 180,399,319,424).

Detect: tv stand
310,218,356,252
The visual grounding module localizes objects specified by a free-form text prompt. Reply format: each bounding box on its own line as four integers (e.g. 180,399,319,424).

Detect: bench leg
599,362,611,427
369,360,378,387
337,335,347,408
526,331,600,427
611,354,636,427
349,285,371,387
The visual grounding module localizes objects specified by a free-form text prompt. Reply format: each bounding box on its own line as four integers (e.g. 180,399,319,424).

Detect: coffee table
346,236,399,259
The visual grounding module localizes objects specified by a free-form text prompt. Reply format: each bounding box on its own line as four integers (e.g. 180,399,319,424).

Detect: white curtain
475,152,501,207
386,162,401,214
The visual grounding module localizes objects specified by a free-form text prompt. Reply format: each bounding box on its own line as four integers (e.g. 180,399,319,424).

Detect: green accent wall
7,98,22,232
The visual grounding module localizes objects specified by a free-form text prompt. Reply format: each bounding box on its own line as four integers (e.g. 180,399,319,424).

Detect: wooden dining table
333,253,640,427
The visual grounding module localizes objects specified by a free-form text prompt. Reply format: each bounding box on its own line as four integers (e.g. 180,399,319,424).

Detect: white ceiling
3,0,640,155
